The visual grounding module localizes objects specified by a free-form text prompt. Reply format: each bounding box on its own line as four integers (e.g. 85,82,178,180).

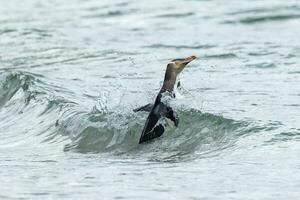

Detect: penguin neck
161,68,177,93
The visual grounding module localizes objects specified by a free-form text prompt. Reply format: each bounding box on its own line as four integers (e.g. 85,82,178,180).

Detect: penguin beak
174,55,197,73
181,55,197,65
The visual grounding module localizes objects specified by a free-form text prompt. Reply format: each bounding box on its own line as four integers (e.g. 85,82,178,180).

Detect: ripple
266,130,300,144
0,28,16,35
83,8,137,18
83,10,124,18
227,5,300,16
225,14,300,24
155,12,195,18
245,62,276,68
204,53,237,59
20,28,52,38
282,104,300,107
145,44,215,49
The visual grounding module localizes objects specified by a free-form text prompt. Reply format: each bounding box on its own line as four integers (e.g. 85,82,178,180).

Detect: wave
1,71,249,159
0,71,284,162
0,71,37,109
0,71,74,149
58,105,254,162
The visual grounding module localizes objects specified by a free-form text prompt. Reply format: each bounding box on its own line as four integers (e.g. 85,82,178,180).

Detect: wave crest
58,106,250,161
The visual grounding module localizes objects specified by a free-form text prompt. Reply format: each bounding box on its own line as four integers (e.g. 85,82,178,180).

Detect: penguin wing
164,106,179,127
139,103,164,144
133,103,153,112
139,124,164,144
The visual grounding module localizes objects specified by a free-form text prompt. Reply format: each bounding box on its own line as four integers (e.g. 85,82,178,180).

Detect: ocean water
1,0,300,199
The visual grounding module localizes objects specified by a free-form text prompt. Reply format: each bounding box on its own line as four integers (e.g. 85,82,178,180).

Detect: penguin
135,55,197,143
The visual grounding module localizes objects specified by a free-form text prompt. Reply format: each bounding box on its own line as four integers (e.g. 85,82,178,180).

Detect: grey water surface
1,0,300,199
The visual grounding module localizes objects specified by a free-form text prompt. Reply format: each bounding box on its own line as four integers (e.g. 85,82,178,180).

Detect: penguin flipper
133,103,153,112
139,124,164,144
139,103,165,143
164,106,179,127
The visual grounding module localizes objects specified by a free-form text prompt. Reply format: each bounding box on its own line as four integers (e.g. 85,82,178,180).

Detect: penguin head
167,55,197,74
